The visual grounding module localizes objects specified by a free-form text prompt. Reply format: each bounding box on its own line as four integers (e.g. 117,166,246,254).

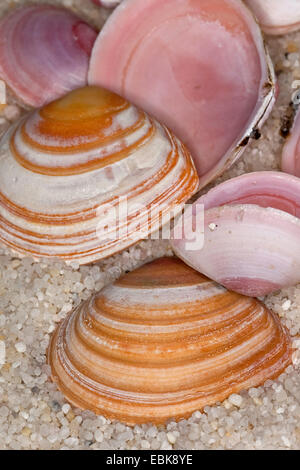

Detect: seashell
0,86,199,264
172,171,300,297
245,0,300,36
48,257,292,425
0,5,98,107
88,0,276,190
282,106,300,177
92,0,121,8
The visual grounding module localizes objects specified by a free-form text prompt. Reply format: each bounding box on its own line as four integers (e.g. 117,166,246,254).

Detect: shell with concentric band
0,86,199,264
48,257,292,425
0,5,98,107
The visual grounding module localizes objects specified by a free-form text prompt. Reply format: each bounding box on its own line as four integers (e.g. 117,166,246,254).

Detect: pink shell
282,107,300,178
88,0,275,189
171,172,300,297
245,0,300,36
199,171,300,218
0,5,97,107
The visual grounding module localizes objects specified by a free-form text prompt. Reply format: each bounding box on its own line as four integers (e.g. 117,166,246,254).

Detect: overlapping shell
48,257,292,425
88,0,276,189
0,86,199,264
0,5,97,107
172,172,300,297
245,0,300,36
92,0,121,7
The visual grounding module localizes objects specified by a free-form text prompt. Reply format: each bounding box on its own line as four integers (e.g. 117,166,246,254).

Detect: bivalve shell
48,257,292,425
282,106,300,178
0,5,97,107
0,86,199,264
245,0,300,36
172,172,300,297
88,0,276,189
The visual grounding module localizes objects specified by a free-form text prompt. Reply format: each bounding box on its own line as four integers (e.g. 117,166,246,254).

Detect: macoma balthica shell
282,106,300,178
88,0,276,189
172,172,300,297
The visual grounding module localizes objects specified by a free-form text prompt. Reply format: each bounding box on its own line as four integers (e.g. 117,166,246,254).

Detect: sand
0,0,299,450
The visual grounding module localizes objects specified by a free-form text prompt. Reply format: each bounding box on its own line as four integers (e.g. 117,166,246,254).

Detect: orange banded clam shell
48,257,292,425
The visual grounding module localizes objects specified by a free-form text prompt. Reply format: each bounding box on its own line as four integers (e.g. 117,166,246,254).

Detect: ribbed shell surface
0,87,199,264
48,257,292,425
0,5,97,107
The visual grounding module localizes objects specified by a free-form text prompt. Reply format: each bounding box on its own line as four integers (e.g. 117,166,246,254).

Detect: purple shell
0,5,97,107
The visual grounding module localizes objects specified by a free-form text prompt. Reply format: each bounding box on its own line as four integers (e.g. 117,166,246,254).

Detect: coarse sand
0,0,299,450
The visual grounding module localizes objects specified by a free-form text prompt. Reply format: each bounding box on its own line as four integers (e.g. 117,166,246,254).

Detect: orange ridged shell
48,257,292,425
0,86,198,264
